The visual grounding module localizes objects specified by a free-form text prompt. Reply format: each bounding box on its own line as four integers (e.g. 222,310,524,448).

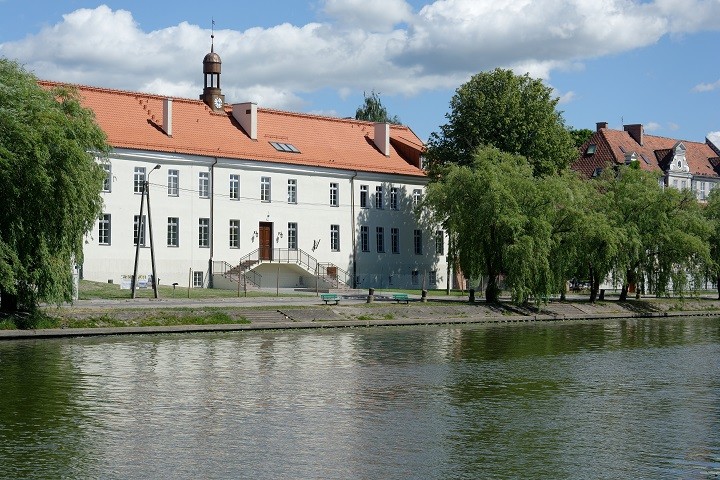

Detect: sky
1,0,719,145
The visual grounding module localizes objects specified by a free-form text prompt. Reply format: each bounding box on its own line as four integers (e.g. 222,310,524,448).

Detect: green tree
0,59,109,316
568,128,593,148
704,188,720,298
425,146,568,303
354,90,401,124
426,68,577,177
593,166,710,300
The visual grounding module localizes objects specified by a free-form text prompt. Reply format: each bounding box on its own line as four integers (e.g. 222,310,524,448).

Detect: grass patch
77,280,307,300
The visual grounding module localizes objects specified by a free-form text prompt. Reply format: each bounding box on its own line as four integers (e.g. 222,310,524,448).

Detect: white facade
84,149,448,290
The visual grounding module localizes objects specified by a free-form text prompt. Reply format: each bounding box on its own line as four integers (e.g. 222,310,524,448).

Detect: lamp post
131,164,161,299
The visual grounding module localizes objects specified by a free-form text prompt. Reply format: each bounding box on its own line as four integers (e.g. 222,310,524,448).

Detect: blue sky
1,0,719,145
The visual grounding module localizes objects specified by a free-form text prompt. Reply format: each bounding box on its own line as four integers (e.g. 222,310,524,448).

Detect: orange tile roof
573,126,720,179
40,81,426,178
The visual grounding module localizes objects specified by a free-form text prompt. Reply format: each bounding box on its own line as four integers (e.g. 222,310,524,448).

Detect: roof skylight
270,141,300,153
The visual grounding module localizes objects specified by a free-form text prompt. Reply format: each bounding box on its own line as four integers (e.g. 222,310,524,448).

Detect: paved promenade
2,289,719,340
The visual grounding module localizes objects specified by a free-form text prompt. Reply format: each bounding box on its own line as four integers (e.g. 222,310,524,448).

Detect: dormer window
586,144,596,155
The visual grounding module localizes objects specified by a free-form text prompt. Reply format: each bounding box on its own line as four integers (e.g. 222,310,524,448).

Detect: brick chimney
596,122,607,132
624,124,643,146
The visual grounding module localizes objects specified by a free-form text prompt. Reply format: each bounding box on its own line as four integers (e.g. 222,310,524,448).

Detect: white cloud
0,1,719,112
645,122,662,132
323,0,412,32
693,79,720,92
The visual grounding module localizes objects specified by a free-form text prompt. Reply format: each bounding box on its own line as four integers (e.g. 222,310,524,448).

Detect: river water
0,317,719,479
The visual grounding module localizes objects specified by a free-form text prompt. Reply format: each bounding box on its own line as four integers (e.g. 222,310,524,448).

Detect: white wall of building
83,149,448,290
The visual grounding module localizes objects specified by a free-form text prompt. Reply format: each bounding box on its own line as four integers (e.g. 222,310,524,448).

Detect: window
391,227,399,254
414,229,422,255
199,172,209,198
101,164,112,192
228,219,240,248
134,215,146,246
330,225,340,251
98,214,111,245
390,187,398,210
167,169,179,196
375,186,383,209
269,141,300,153
261,176,271,202
411,270,419,286
229,174,239,200
681,180,687,190
134,167,146,194
288,222,298,250
330,183,339,206
412,189,422,206
429,270,437,286
699,181,706,200
193,271,204,288
198,218,210,248
360,226,369,252
360,185,368,208
435,230,444,255
376,227,385,253
167,217,179,247
288,179,297,204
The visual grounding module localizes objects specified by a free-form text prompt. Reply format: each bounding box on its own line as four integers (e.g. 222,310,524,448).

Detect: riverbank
2,291,720,339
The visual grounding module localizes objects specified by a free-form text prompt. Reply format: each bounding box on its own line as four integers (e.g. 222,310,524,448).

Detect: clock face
213,97,223,109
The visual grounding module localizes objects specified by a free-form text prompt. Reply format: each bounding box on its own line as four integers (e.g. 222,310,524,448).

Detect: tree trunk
717,274,720,300
619,284,628,301
0,289,18,313
485,274,500,303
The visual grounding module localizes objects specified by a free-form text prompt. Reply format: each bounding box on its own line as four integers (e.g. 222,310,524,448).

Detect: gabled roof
572,125,720,179
41,81,425,178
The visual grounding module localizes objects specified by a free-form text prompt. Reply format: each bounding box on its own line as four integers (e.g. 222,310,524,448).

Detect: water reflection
0,317,718,479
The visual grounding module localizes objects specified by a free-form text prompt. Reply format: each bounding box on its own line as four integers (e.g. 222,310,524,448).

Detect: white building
55,46,448,291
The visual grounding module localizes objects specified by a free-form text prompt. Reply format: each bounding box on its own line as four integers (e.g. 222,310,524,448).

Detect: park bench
392,293,409,304
320,293,340,305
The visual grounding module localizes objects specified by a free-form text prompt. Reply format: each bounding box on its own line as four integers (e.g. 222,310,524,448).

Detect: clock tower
200,34,225,112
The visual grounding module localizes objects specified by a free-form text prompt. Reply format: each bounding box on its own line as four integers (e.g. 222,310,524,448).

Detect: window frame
198,218,210,248
134,167,146,194
229,219,240,248
413,229,422,255
229,174,240,200
167,217,179,247
287,179,297,204
98,214,111,245
360,226,369,252
133,215,146,247
101,164,112,192
261,176,271,202
330,182,339,207
288,222,298,250
376,226,385,253
391,227,399,254
198,171,210,198
167,169,179,197
375,186,383,209
330,224,340,252
360,185,368,208
390,187,398,210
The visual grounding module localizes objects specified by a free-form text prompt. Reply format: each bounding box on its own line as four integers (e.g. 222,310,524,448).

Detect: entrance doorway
259,222,273,260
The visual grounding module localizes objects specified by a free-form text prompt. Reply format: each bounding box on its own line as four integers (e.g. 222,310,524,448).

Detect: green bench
321,293,340,305
393,293,409,304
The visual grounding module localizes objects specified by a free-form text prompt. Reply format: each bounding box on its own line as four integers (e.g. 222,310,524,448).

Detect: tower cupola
200,32,225,112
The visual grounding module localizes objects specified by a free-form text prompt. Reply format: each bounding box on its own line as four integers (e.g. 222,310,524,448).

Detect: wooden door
259,222,272,260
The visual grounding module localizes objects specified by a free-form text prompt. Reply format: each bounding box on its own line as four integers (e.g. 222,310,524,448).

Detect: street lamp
131,164,161,299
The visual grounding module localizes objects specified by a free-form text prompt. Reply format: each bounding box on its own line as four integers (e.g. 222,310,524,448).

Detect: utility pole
131,164,161,298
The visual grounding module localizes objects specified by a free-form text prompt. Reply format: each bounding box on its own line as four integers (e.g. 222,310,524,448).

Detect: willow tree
0,59,109,315
594,165,710,300
425,68,577,177
424,146,569,303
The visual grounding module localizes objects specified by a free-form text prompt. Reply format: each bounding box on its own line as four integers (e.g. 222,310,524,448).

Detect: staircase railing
215,249,349,289
213,260,262,288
